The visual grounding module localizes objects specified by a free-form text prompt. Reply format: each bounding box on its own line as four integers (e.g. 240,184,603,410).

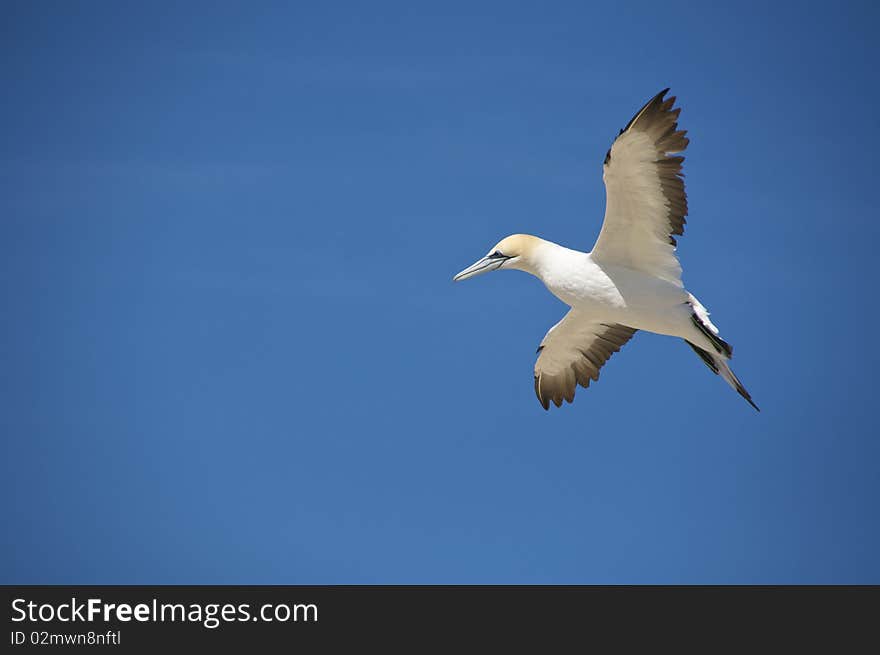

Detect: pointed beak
453,255,507,282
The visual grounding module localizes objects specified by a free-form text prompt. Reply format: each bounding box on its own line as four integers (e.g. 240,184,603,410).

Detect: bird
453,88,758,411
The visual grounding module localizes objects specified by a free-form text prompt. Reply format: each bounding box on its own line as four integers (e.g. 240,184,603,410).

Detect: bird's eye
490,250,505,259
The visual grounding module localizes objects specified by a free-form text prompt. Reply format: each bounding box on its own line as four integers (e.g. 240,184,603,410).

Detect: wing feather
533,311,637,410
592,89,689,285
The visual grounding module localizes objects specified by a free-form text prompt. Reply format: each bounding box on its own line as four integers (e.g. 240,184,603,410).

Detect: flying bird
453,89,758,411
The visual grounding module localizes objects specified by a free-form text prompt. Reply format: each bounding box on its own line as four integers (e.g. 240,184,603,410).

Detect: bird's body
532,242,688,335
529,241,711,348
454,89,758,411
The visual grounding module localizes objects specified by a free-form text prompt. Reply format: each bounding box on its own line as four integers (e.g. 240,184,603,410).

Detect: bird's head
453,234,544,282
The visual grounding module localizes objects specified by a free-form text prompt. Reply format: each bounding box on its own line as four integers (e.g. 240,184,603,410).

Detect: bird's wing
534,310,637,410
591,88,689,286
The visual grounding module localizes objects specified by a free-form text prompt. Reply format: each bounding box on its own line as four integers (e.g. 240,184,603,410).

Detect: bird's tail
685,341,760,412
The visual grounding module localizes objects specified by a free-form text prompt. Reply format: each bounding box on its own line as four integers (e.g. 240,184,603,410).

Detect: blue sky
2,1,878,583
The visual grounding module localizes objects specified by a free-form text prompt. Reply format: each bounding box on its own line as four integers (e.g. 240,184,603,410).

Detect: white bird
453,89,758,411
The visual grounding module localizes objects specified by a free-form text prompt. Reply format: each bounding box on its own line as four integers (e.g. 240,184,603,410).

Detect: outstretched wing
591,88,689,286
534,310,637,410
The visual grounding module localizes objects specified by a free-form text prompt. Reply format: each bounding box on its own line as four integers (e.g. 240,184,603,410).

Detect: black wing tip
622,87,676,131
534,374,578,411
534,375,550,410
605,88,680,166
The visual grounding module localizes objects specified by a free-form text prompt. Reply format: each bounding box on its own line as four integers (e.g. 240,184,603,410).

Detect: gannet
454,89,758,411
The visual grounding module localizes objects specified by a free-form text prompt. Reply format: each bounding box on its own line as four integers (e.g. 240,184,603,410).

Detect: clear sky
3,1,878,584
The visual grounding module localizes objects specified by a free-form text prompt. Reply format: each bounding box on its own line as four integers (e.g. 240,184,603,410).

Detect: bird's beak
453,255,507,282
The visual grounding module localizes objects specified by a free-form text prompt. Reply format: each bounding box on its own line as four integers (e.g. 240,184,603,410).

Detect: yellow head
453,234,544,281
